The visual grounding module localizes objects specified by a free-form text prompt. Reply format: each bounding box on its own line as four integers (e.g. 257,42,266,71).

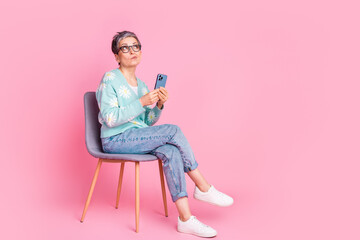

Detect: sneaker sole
177,226,217,238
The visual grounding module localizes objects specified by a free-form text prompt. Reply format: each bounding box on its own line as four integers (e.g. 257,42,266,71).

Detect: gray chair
80,92,168,232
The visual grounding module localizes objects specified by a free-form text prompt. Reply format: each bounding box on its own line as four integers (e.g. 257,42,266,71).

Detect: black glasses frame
118,44,142,53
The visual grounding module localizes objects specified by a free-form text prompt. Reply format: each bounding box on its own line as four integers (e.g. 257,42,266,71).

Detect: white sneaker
193,185,234,207
177,215,217,238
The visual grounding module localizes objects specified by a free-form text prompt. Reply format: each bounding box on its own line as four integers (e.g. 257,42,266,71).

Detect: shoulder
96,69,122,95
100,69,124,91
102,68,120,83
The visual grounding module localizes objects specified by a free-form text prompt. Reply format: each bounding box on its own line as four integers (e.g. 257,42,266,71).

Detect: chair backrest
84,92,103,156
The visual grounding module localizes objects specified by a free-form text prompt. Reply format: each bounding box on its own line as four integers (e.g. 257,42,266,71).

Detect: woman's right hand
139,89,160,106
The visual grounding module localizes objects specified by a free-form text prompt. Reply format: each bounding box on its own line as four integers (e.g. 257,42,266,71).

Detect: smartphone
154,73,167,89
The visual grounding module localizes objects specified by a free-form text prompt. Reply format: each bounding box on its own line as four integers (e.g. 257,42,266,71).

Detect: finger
161,90,168,97
158,94,164,101
160,92,168,100
160,87,167,94
158,91,165,98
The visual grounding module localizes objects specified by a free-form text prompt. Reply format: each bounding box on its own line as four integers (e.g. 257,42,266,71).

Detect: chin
127,63,140,68
133,60,141,66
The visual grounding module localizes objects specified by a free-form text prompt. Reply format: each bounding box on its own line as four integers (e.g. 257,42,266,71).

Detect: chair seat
89,150,159,161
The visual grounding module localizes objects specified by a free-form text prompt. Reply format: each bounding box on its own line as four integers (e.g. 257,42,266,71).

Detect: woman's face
115,37,142,68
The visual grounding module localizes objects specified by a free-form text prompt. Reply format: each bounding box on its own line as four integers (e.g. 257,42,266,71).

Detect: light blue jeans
101,124,199,202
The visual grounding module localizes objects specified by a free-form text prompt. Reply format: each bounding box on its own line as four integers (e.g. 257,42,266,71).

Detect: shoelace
191,216,210,229
207,187,227,198
217,191,228,198
197,186,231,202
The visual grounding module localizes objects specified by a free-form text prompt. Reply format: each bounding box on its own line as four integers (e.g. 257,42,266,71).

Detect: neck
119,65,137,82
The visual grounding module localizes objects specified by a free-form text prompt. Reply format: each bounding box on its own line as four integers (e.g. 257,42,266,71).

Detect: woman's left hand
157,87,168,108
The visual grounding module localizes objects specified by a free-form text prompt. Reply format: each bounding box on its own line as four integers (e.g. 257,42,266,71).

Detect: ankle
179,215,192,222
197,184,211,193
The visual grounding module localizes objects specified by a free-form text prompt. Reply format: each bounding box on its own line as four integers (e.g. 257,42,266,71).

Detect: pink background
1,0,359,239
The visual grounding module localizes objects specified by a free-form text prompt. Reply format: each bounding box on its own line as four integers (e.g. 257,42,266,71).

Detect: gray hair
111,31,141,55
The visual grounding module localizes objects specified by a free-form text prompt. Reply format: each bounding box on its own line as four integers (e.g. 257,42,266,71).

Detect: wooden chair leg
80,159,102,222
135,162,140,233
158,159,168,217
116,162,125,209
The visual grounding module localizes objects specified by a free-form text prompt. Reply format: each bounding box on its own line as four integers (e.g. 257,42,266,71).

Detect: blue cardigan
96,68,163,138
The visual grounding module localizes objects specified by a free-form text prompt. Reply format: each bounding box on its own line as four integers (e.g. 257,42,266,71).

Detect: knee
164,124,181,133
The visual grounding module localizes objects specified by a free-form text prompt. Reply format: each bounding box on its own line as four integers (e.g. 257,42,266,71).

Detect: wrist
157,102,164,109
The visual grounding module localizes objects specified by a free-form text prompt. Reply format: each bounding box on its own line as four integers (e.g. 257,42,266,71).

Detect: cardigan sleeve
143,83,163,126
96,81,145,128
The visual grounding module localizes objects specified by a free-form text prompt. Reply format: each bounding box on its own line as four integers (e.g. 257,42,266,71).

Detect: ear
114,54,120,64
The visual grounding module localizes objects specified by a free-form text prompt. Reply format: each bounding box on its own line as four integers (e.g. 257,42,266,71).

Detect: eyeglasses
118,44,142,53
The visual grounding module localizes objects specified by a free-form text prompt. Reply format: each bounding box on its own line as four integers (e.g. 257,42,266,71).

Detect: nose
129,46,135,54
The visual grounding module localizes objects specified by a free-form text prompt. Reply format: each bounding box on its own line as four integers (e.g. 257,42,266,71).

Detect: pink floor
3,142,359,239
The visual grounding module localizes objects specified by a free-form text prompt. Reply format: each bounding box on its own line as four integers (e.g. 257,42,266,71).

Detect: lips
131,56,137,59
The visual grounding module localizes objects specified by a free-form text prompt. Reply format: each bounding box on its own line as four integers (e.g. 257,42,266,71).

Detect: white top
129,85,138,96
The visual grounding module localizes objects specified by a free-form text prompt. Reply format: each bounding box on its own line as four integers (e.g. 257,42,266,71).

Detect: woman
96,31,234,238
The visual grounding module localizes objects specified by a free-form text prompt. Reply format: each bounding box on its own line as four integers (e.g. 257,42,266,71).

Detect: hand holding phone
157,86,168,107
139,89,159,107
